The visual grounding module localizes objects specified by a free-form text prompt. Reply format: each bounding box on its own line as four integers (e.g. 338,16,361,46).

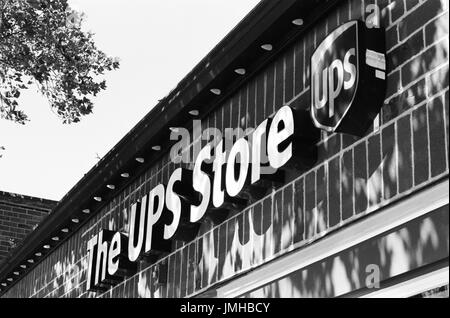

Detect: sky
0,0,260,201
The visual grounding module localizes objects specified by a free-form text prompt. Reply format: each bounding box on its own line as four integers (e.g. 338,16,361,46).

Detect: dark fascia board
0,0,343,287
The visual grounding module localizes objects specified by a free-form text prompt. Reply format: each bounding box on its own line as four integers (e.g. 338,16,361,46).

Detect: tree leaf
0,0,120,124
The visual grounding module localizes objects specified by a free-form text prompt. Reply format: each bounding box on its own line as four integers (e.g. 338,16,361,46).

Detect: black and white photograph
0,0,448,304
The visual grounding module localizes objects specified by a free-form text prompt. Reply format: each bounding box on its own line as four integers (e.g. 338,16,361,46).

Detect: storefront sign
86,19,386,292
86,105,318,291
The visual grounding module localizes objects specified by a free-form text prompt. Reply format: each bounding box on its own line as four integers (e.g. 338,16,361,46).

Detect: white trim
213,179,449,298
361,266,449,298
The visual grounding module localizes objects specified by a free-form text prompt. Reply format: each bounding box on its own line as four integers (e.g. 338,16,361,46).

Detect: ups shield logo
311,20,387,137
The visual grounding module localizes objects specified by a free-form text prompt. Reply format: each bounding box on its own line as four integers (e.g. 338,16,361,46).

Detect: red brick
245,210,256,268
187,242,196,295
328,156,341,227
272,190,283,254
428,65,449,97
379,0,391,26
317,134,341,163
231,94,240,131
293,178,305,244
388,30,424,71
446,91,449,166
383,78,427,124
428,95,448,177
304,33,314,89
405,0,420,11
305,170,316,239
281,185,294,250
290,86,310,111
167,254,175,298
386,25,399,51
217,223,227,281
215,106,224,136
342,134,360,149
398,0,446,41
328,8,339,32
390,0,405,23
195,237,203,291
284,50,295,103
250,204,263,266
402,40,449,87
315,165,328,234
261,197,273,261
180,247,188,297
231,217,242,273
275,57,284,111
223,99,232,130
368,133,383,206
382,123,398,200
131,275,138,298
338,0,351,24
315,20,327,49
265,64,276,115
425,12,449,46
350,0,363,20
412,105,430,185
255,73,266,126
341,150,354,220
248,81,257,129
294,42,304,96
174,251,182,297
378,0,390,11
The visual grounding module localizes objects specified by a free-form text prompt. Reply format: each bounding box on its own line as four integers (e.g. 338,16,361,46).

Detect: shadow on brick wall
242,205,448,297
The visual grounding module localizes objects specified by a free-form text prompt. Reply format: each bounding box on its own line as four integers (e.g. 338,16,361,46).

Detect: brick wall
1,0,448,298
0,192,56,265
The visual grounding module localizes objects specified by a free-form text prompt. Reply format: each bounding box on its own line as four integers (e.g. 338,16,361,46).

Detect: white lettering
128,196,147,262
344,48,357,90
267,106,295,169
191,145,212,222
164,168,182,240
212,140,227,207
226,138,250,197
250,119,269,184
144,184,165,252
108,232,121,276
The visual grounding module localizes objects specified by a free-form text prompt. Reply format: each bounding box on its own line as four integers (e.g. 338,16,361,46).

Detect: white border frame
210,179,449,298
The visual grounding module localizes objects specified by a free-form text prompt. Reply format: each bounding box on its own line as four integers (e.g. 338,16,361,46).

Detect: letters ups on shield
311,20,386,137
